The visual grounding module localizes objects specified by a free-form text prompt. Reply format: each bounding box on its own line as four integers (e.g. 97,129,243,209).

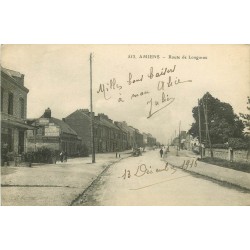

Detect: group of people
159,146,169,158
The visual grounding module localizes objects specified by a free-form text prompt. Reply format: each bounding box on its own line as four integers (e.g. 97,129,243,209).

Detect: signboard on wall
44,124,60,137
38,118,49,125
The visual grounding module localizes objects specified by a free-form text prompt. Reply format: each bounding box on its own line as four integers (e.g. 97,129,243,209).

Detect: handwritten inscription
127,73,144,85
146,95,175,119
119,159,198,180
148,65,176,79
97,65,193,118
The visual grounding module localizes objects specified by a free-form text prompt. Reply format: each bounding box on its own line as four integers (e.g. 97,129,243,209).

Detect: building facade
1,67,33,164
64,109,92,150
146,133,156,147
64,109,129,153
27,108,81,156
115,121,136,149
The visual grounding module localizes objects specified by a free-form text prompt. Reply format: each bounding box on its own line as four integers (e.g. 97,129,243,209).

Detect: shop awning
1,119,35,130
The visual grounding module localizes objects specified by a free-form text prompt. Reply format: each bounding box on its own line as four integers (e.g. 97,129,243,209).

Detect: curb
165,159,250,192
69,155,130,206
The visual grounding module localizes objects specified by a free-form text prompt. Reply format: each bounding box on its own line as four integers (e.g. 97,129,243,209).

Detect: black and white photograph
1,44,249,206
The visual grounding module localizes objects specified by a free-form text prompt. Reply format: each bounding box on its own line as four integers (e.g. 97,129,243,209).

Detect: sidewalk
164,148,250,191
1,151,132,206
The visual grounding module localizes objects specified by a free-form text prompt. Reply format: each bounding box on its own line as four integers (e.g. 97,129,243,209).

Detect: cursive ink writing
131,91,150,100
127,73,144,85
147,94,175,119
148,65,176,79
97,64,193,118
155,162,169,172
180,159,197,169
97,78,122,100
96,84,111,100
134,164,154,177
119,159,198,181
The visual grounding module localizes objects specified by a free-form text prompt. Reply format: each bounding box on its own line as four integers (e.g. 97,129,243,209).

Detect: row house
135,129,143,148
129,126,143,148
64,109,159,153
64,109,92,151
114,122,129,150
95,113,122,152
1,67,34,164
64,109,128,153
142,133,148,146
146,133,157,147
26,108,81,156
116,121,136,149
142,133,157,147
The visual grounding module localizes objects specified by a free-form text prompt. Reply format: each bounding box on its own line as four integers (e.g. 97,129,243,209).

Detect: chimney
82,109,89,113
20,74,24,85
43,108,51,118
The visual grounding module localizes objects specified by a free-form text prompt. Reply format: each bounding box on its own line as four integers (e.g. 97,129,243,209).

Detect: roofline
1,70,29,93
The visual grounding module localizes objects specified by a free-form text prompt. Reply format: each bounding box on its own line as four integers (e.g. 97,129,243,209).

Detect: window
19,98,25,118
8,92,14,115
36,127,44,136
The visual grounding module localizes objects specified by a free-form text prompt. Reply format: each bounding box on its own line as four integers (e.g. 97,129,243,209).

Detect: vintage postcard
1,44,250,206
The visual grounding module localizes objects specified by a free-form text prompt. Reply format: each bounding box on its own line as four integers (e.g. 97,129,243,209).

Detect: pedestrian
160,148,163,158
64,151,68,162
60,151,64,162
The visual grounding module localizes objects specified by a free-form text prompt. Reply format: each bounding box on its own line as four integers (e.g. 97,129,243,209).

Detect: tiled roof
50,117,78,135
115,123,128,133
98,118,119,130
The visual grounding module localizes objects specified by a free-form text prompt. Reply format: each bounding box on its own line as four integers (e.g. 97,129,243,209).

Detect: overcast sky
1,45,249,144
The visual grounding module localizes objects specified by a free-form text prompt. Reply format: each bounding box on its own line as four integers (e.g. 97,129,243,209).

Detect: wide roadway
74,149,250,206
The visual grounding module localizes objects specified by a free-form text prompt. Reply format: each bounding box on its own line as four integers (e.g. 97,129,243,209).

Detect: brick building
128,126,143,148
135,129,144,147
1,67,33,164
142,133,148,146
114,122,129,150
27,108,81,156
115,121,136,149
64,109,92,150
64,109,129,153
95,113,123,152
147,133,157,147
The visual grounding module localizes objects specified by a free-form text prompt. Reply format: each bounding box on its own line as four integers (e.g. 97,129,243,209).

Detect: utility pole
198,99,202,159
90,53,95,163
202,95,213,158
179,121,181,150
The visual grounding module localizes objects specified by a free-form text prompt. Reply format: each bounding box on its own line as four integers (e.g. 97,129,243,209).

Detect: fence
204,148,249,163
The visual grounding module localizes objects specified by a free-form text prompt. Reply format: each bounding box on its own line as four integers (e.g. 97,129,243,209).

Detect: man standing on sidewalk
160,148,163,158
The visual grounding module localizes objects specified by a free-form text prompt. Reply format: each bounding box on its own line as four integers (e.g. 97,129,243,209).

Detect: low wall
205,148,249,163
27,142,60,152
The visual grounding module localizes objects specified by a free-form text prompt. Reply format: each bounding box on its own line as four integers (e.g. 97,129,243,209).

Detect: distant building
147,133,156,147
172,131,188,148
1,67,33,164
27,108,81,156
64,109,128,153
142,133,148,146
117,121,136,149
95,113,123,152
135,128,143,148
184,133,193,150
114,122,129,150
64,109,92,151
